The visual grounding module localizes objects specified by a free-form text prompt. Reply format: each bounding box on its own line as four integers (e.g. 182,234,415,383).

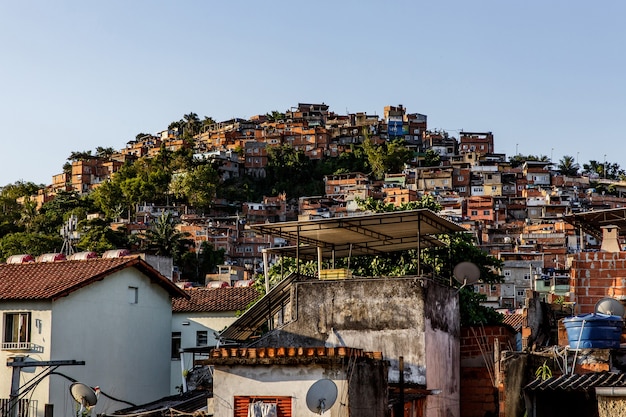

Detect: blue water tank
563,313,623,349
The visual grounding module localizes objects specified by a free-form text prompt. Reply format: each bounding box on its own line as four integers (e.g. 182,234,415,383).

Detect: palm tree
142,212,191,263
183,112,201,137
557,155,579,176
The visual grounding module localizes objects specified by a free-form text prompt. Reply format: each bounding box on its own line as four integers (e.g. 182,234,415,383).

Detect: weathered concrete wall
253,277,460,417
257,278,428,381
598,396,626,417
425,282,461,417
212,360,387,417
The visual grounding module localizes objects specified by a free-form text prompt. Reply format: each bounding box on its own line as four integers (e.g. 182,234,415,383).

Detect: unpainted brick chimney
600,225,622,253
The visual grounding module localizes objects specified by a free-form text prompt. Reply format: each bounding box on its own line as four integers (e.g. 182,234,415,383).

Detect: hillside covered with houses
5,102,626,417
3,102,626,300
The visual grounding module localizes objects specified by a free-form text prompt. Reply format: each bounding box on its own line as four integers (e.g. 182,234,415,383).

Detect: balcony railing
1,342,43,353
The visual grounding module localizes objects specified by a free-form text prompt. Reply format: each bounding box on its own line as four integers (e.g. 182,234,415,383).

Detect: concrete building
214,211,465,417
170,287,259,394
0,257,187,417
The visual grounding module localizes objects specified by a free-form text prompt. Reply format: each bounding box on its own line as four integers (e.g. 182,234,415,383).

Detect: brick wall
461,367,498,417
461,325,517,360
461,325,516,417
570,251,626,313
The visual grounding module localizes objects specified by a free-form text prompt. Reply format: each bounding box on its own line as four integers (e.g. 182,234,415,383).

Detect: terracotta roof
0,257,188,300
200,346,384,366
502,313,525,332
172,287,260,313
525,372,626,392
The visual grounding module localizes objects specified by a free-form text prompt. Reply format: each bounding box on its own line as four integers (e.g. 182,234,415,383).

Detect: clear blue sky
1,1,624,185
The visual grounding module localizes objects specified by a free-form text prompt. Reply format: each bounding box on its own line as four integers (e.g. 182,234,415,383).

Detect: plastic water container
563,313,623,349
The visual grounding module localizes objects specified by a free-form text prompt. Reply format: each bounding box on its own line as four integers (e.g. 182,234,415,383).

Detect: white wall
170,311,240,394
48,268,173,417
212,366,348,417
0,301,52,416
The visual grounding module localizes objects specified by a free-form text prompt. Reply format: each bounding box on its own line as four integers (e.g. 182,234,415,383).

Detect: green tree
170,164,219,211
353,195,504,325
362,136,412,179
557,155,579,176
265,110,285,122
0,232,63,261
141,211,191,264
95,146,115,159
76,217,130,253
67,150,94,161
422,149,441,167
179,242,225,283
265,145,320,197
183,112,201,137
17,197,38,233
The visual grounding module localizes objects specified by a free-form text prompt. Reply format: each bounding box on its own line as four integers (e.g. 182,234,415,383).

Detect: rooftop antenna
306,379,338,414
453,261,481,291
60,215,79,256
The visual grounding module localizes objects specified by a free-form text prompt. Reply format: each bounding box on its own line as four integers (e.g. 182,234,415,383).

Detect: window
491,285,497,291
524,274,530,280
196,330,208,346
483,210,490,215
171,332,181,359
234,397,292,417
471,210,478,216
3,312,31,349
517,290,525,297
128,286,138,304
504,270,511,277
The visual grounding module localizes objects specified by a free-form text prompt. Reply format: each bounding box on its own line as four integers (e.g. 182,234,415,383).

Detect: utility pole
8,356,85,417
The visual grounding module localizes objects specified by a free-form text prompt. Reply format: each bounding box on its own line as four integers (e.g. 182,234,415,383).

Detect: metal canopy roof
252,209,465,260
563,208,626,241
220,272,310,341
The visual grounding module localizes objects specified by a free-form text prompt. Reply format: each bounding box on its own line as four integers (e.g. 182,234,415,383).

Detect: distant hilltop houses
16,102,626,310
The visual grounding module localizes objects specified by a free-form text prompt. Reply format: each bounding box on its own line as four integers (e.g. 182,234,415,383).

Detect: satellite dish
595,297,626,317
453,261,481,288
70,383,98,416
306,379,338,414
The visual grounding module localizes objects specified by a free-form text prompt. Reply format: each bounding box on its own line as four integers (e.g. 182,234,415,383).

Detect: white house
0,257,188,417
170,287,259,394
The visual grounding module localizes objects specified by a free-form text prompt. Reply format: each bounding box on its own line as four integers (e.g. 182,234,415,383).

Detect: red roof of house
0,257,188,301
172,287,260,313
502,313,525,332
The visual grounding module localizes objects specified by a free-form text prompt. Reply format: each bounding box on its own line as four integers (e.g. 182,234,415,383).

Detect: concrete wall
49,268,173,417
424,278,460,417
598,396,626,417
254,277,460,417
212,365,348,417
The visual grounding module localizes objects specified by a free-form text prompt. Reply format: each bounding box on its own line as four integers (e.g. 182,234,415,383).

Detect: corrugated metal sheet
525,372,626,392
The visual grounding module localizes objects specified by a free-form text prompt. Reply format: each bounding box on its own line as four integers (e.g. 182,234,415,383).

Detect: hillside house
0,257,187,417
170,287,259,394
213,211,465,417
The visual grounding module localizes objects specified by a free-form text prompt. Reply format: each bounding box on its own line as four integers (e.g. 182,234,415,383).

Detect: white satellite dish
595,297,626,317
70,382,98,416
306,379,338,414
453,261,481,289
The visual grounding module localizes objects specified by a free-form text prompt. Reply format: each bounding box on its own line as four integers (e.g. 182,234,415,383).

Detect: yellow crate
319,268,352,280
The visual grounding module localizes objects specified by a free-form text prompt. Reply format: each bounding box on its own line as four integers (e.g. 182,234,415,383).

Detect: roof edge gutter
596,387,626,397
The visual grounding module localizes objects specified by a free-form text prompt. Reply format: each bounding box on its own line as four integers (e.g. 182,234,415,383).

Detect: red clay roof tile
0,257,187,300
172,287,260,313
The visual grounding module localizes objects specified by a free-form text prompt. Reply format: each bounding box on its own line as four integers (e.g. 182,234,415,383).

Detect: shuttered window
233,396,292,417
